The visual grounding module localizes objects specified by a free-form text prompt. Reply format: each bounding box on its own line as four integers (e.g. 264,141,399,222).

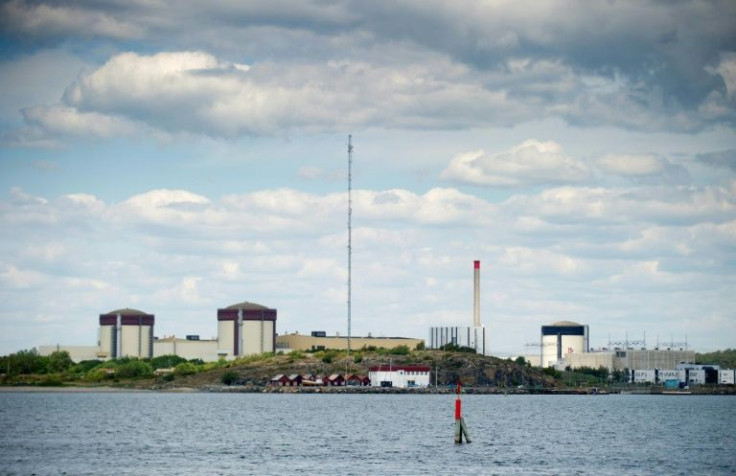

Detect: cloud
596,155,667,177
22,105,139,138
696,149,736,172
1,179,734,354
2,1,734,143
0,0,144,39
594,154,690,184
505,182,736,226
441,140,590,186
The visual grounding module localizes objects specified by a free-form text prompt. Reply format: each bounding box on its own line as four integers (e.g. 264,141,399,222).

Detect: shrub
116,360,153,379
71,360,104,375
353,353,363,364
150,354,188,370
47,351,73,373
221,370,239,385
86,368,113,382
174,362,198,376
389,345,410,356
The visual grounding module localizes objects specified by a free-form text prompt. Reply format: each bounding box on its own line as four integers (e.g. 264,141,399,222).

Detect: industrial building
99,308,155,359
564,348,695,372
368,365,431,388
427,260,488,355
428,326,486,354
217,301,276,357
540,321,589,368
276,332,422,352
39,301,277,362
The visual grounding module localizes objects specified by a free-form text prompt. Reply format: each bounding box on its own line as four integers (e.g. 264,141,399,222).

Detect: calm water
0,392,734,475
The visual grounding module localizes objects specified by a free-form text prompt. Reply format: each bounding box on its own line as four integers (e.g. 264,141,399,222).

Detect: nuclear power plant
428,260,488,355
39,301,278,362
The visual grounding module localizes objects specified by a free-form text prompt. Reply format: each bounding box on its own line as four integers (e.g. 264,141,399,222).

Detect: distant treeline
696,349,736,368
0,348,225,384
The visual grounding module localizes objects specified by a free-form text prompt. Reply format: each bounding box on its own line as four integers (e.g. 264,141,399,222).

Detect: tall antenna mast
347,134,353,356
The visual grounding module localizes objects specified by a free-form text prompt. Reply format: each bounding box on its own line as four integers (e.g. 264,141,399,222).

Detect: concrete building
98,308,154,359
276,333,422,352
153,336,221,361
368,365,431,388
217,301,276,358
37,345,102,362
541,321,589,367
563,348,695,372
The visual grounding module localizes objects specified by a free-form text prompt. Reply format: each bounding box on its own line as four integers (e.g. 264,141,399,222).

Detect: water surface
1,393,733,475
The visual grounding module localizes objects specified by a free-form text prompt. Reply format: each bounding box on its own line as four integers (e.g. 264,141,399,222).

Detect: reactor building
39,300,278,362
540,320,589,368
98,308,155,359
217,301,277,357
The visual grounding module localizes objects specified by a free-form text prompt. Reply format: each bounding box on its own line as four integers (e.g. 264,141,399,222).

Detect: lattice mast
347,135,353,356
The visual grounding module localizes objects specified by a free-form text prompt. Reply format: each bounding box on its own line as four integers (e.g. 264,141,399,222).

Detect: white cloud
596,154,666,177
441,140,590,186
1,180,735,355
506,183,736,225
710,52,736,101
22,105,139,138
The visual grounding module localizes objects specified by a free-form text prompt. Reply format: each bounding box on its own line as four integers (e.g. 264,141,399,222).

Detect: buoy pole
454,382,471,444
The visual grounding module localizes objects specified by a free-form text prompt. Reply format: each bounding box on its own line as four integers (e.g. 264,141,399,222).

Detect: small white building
633,369,656,384
687,369,706,385
368,365,431,388
718,369,735,385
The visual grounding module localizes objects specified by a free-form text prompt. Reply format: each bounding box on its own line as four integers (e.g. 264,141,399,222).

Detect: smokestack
474,260,480,327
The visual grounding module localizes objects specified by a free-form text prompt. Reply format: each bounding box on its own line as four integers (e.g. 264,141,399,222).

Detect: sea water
0,392,733,475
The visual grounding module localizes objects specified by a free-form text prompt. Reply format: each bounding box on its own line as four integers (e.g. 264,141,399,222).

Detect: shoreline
2,384,734,395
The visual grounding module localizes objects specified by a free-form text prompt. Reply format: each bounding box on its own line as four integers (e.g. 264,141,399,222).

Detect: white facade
153,338,221,362
634,369,656,383
369,365,431,388
687,369,706,385
718,369,735,385
37,345,102,362
428,326,487,355
658,369,686,384
540,321,589,368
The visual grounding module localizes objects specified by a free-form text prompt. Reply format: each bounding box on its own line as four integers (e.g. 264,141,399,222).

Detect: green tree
174,362,198,376
150,354,188,370
48,351,73,373
389,345,410,355
4,349,48,375
116,360,153,378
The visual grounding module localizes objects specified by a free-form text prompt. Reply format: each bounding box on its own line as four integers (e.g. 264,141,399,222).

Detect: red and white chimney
474,260,480,327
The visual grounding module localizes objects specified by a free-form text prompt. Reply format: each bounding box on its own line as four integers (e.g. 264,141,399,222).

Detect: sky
1,0,735,358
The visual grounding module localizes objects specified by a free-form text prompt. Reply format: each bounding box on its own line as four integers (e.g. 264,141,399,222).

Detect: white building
718,369,735,385
634,369,656,383
541,321,589,368
368,365,431,388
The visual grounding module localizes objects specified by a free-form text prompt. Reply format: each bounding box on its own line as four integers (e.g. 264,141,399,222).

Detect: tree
48,351,73,373
3,349,48,375
116,360,153,378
